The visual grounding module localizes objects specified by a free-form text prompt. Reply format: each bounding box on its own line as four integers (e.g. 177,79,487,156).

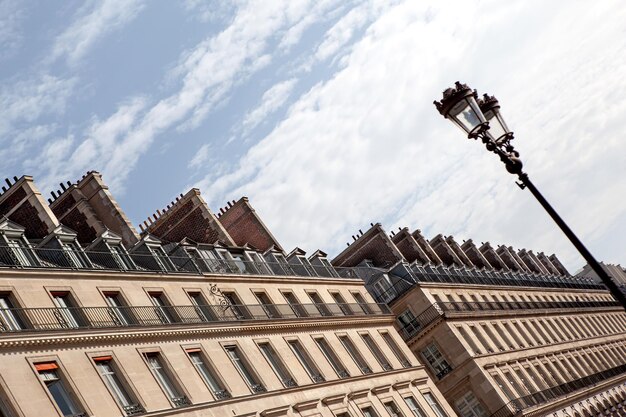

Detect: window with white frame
423,393,447,417
421,343,452,379
455,391,487,417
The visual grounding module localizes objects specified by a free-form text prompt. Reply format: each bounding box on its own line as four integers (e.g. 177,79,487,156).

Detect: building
0,173,456,417
332,224,626,417
576,263,626,291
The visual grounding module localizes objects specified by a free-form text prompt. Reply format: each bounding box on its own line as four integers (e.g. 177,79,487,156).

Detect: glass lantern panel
484,110,506,141
450,98,483,134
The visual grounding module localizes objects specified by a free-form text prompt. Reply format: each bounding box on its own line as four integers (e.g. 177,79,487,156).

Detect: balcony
365,266,605,305
0,245,356,280
0,302,391,334
396,300,620,341
491,363,626,417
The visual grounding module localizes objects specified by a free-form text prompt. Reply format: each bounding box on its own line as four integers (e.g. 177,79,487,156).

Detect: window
61,240,89,268
224,345,266,393
384,401,405,417
351,292,373,314
338,335,371,374
0,293,25,331
6,237,36,266
93,356,143,415
148,245,174,272
282,291,308,317
380,332,411,367
372,276,394,302
187,292,215,322
186,349,230,400
287,340,324,382
455,391,486,417
360,333,392,371
254,292,281,318
110,245,134,270
421,343,452,379
361,406,380,417
222,292,250,319
330,292,353,315
51,292,83,328
35,362,84,417
307,292,331,316
258,342,296,387
314,337,349,378
104,293,133,326
492,374,514,401
423,393,447,417
144,353,189,407
148,292,176,324
404,396,426,417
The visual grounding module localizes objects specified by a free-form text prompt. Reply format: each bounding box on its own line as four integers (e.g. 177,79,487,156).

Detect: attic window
5,237,36,267
61,240,87,268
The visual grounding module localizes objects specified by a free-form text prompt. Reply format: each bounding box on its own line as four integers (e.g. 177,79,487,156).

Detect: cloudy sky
1,0,624,272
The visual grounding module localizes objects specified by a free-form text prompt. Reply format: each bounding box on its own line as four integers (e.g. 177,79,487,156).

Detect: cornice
0,315,394,348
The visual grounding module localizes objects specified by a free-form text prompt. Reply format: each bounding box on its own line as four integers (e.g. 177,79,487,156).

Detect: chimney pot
47,198,52,204
352,235,356,241
139,224,144,231
5,179,11,187
60,183,66,191
152,214,158,221
51,191,56,198
12,176,18,182
66,181,72,187
156,209,162,215
179,193,183,198
1,186,6,192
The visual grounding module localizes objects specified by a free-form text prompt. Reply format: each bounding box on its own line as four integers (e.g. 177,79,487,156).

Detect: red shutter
93,356,113,362
35,362,59,371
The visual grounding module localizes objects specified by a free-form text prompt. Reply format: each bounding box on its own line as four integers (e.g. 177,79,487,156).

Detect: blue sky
1,0,625,272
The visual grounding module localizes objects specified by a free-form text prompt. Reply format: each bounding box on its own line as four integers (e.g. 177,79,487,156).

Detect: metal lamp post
434,81,626,309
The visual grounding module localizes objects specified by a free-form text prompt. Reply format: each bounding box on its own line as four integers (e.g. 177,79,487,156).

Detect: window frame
28,356,90,417
182,345,230,400
359,332,393,371
312,335,350,378
285,337,325,383
139,349,190,408
222,343,266,394
256,340,297,388
87,352,144,415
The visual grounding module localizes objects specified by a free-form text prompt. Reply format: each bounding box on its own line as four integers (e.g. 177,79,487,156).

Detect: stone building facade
0,173,455,417
332,224,626,417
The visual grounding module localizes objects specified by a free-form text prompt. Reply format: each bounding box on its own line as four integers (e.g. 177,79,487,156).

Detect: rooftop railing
369,267,605,305
396,300,621,341
0,302,391,334
0,245,356,280
490,363,626,417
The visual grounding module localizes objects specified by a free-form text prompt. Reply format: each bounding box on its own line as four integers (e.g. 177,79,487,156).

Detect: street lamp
434,81,626,309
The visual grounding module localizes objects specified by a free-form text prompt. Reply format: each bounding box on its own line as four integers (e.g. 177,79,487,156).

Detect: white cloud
0,0,26,59
88,0,342,192
50,0,145,66
189,143,212,169
0,75,76,138
195,0,626,270
241,78,297,134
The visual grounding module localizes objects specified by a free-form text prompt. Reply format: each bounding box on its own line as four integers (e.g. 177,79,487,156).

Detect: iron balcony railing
490,363,626,417
0,302,391,334
369,269,604,306
0,245,356,280
396,300,620,341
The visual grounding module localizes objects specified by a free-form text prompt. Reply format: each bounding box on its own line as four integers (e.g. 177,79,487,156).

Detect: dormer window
61,240,88,268
0,219,40,267
6,238,36,267
110,245,135,270
148,245,175,272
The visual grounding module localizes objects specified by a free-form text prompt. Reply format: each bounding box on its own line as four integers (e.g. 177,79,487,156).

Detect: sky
1,0,624,273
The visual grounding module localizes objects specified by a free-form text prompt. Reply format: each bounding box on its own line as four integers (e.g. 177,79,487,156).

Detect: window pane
38,368,81,417
361,333,392,370
338,336,371,374
288,340,324,382
145,354,180,400
258,343,296,387
188,352,229,398
95,360,135,408
224,346,264,392
315,338,349,378
424,393,447,417
404,396,426,417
